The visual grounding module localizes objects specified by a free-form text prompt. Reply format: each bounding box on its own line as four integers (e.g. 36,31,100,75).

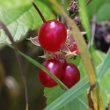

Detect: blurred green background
0,0,110,110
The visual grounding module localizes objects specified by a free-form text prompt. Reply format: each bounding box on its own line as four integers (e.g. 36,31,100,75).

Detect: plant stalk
32,1,46,23
49,0,102,109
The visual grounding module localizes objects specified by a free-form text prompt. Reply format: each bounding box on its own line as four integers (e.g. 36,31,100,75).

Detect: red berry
61,63,80,88
39,59,63,88
38,20,67,52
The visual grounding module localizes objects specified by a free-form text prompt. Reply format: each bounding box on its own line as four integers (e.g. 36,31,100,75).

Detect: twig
32,1,46,23
0,20,29,110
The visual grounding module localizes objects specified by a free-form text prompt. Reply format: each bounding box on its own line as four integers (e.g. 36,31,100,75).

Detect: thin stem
0,60,5,88
32,1,46,23
88,15,96,48
61,0,65,23
0,20,28,110
91,16,96,46
15,52,29,110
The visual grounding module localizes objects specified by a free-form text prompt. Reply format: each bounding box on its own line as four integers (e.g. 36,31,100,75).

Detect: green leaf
90,47,106,66
0,0,55,47
96,3,110,22
67,56,81,66
44,86,65,105
94,51,105,64
97,49,110,78
60,94,88,110
45,85,89,110
87,0,110,22
99,74,110,108
44,77,89,110
77,95,89,110
44,0,70,13
78,0,91,41
78,60,87,78
96,49,110,107
87,0,105,18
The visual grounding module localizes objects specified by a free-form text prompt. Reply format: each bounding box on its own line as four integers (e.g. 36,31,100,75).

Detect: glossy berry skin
38,20,67,52
39,59,63,88
61,63,80,88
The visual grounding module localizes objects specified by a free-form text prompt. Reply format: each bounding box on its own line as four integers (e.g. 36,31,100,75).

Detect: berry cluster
30,20,80,89
39,59,80,88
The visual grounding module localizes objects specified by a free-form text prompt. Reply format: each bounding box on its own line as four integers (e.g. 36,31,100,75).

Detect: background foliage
0,0,110,110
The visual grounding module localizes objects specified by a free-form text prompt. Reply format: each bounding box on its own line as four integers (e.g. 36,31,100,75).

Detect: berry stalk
32,1,46,23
